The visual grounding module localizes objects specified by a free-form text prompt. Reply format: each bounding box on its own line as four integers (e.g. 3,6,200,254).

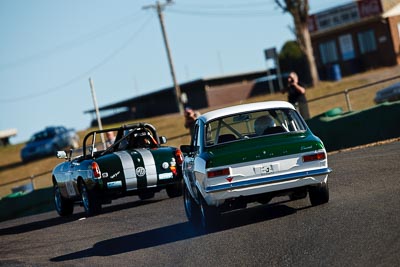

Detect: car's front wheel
309,180,329,206
54,182,74,216
79,181,101,216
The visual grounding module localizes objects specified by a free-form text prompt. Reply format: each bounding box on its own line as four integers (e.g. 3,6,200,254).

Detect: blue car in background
374,82,400,104
21,126,79,162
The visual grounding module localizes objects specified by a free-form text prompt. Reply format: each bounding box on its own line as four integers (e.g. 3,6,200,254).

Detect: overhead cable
0,15,154,103
0,10,144,71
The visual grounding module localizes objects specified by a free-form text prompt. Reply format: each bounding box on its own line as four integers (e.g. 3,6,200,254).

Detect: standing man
282,71,310,119
184,107,200,137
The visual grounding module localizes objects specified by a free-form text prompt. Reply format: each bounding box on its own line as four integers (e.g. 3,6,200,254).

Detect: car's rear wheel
53,182,74,216
199,196,220,232
183,185,200,224
79,181,101,216
309,180,329,206
166,179,183,198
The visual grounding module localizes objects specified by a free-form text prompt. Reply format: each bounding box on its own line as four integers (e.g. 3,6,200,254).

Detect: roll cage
82,123,164,158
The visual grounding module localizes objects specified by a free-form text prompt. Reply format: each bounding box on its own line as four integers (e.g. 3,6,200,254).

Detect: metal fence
0,170,52,197
307,75,400,112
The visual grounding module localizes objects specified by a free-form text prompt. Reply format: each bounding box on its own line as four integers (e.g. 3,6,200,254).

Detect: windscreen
205,108,306,146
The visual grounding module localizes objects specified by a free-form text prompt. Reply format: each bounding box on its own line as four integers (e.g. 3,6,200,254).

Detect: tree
274,0,319,86
279,41,311,85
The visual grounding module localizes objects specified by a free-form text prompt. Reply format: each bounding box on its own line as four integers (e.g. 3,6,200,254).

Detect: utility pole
89,77,106,149
143,1,183,114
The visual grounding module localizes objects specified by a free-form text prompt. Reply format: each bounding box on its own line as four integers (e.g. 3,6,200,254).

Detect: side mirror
180,145,192,155
56,151,67,159
159,136,167,144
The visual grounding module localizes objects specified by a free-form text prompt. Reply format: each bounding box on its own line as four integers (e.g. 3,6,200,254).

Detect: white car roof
199,101,295,122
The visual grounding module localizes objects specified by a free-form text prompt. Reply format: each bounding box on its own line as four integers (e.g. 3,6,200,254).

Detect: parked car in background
181,101,332,231
374,82,400,104
52,123,183,217
21,126,79,162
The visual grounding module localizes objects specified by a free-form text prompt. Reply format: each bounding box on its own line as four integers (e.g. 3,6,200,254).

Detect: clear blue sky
0,0,350,144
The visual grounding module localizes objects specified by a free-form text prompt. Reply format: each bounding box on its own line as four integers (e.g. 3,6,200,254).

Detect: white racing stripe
114,151,137,191
136,148,158,188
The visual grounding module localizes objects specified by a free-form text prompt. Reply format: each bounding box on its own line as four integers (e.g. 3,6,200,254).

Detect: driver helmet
254,115,276,135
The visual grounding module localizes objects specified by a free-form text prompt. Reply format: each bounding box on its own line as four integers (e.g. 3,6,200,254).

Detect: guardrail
0,170,51,188
0,170,52,198
307,75,400,112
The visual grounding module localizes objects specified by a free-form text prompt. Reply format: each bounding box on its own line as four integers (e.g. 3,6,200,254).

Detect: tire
138,191,155,200
183,185,200,224
79,181,101,216
199,196,220,232
53,183,74,216
166,179,183,198
309,180,329,206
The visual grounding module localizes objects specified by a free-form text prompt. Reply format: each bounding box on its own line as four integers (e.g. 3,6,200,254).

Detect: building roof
0,128,17,139
308,0,400,35
84,69,268,114
382,2,400,17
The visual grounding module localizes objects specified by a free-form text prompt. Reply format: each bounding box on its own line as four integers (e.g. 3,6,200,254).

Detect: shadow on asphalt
51,201,310,262
0,199,161,235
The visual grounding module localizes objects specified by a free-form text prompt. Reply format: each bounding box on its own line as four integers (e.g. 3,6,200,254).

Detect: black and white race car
52,123,183,217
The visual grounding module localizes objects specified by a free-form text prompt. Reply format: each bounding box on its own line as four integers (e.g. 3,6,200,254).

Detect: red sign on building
358,0,382,18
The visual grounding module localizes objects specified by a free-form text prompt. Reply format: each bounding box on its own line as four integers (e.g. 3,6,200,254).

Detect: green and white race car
52,123,183,217
181,101,332,230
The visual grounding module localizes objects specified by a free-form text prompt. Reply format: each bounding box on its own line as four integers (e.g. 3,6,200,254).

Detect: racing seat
129,131,158,149
217,134,236,144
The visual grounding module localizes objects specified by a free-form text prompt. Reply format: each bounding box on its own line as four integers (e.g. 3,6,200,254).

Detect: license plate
107,181,122,188
261,164,274,174
159,172,173,180
254,163,276,175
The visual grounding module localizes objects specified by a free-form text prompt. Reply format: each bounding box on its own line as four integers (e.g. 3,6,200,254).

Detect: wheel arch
52,175,57,185
183,177,201,205
77,176,85,193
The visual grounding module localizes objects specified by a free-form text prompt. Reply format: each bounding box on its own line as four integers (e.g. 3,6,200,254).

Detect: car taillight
175,149,183,165
207,168,230,178
170,165,177,175
92,162,101,178
303,152,326,162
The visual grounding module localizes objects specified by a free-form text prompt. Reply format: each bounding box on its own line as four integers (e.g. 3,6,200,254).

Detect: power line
166,8,279,18
0,10,145,72
0,15,154,103
164,0,280,17
175,1,274,9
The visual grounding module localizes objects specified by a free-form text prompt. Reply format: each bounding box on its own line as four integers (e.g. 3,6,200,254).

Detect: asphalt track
1,141,399,267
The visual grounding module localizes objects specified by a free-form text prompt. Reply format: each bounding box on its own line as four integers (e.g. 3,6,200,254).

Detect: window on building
339,34,355,60
319,40,338,64
357,30,377,54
